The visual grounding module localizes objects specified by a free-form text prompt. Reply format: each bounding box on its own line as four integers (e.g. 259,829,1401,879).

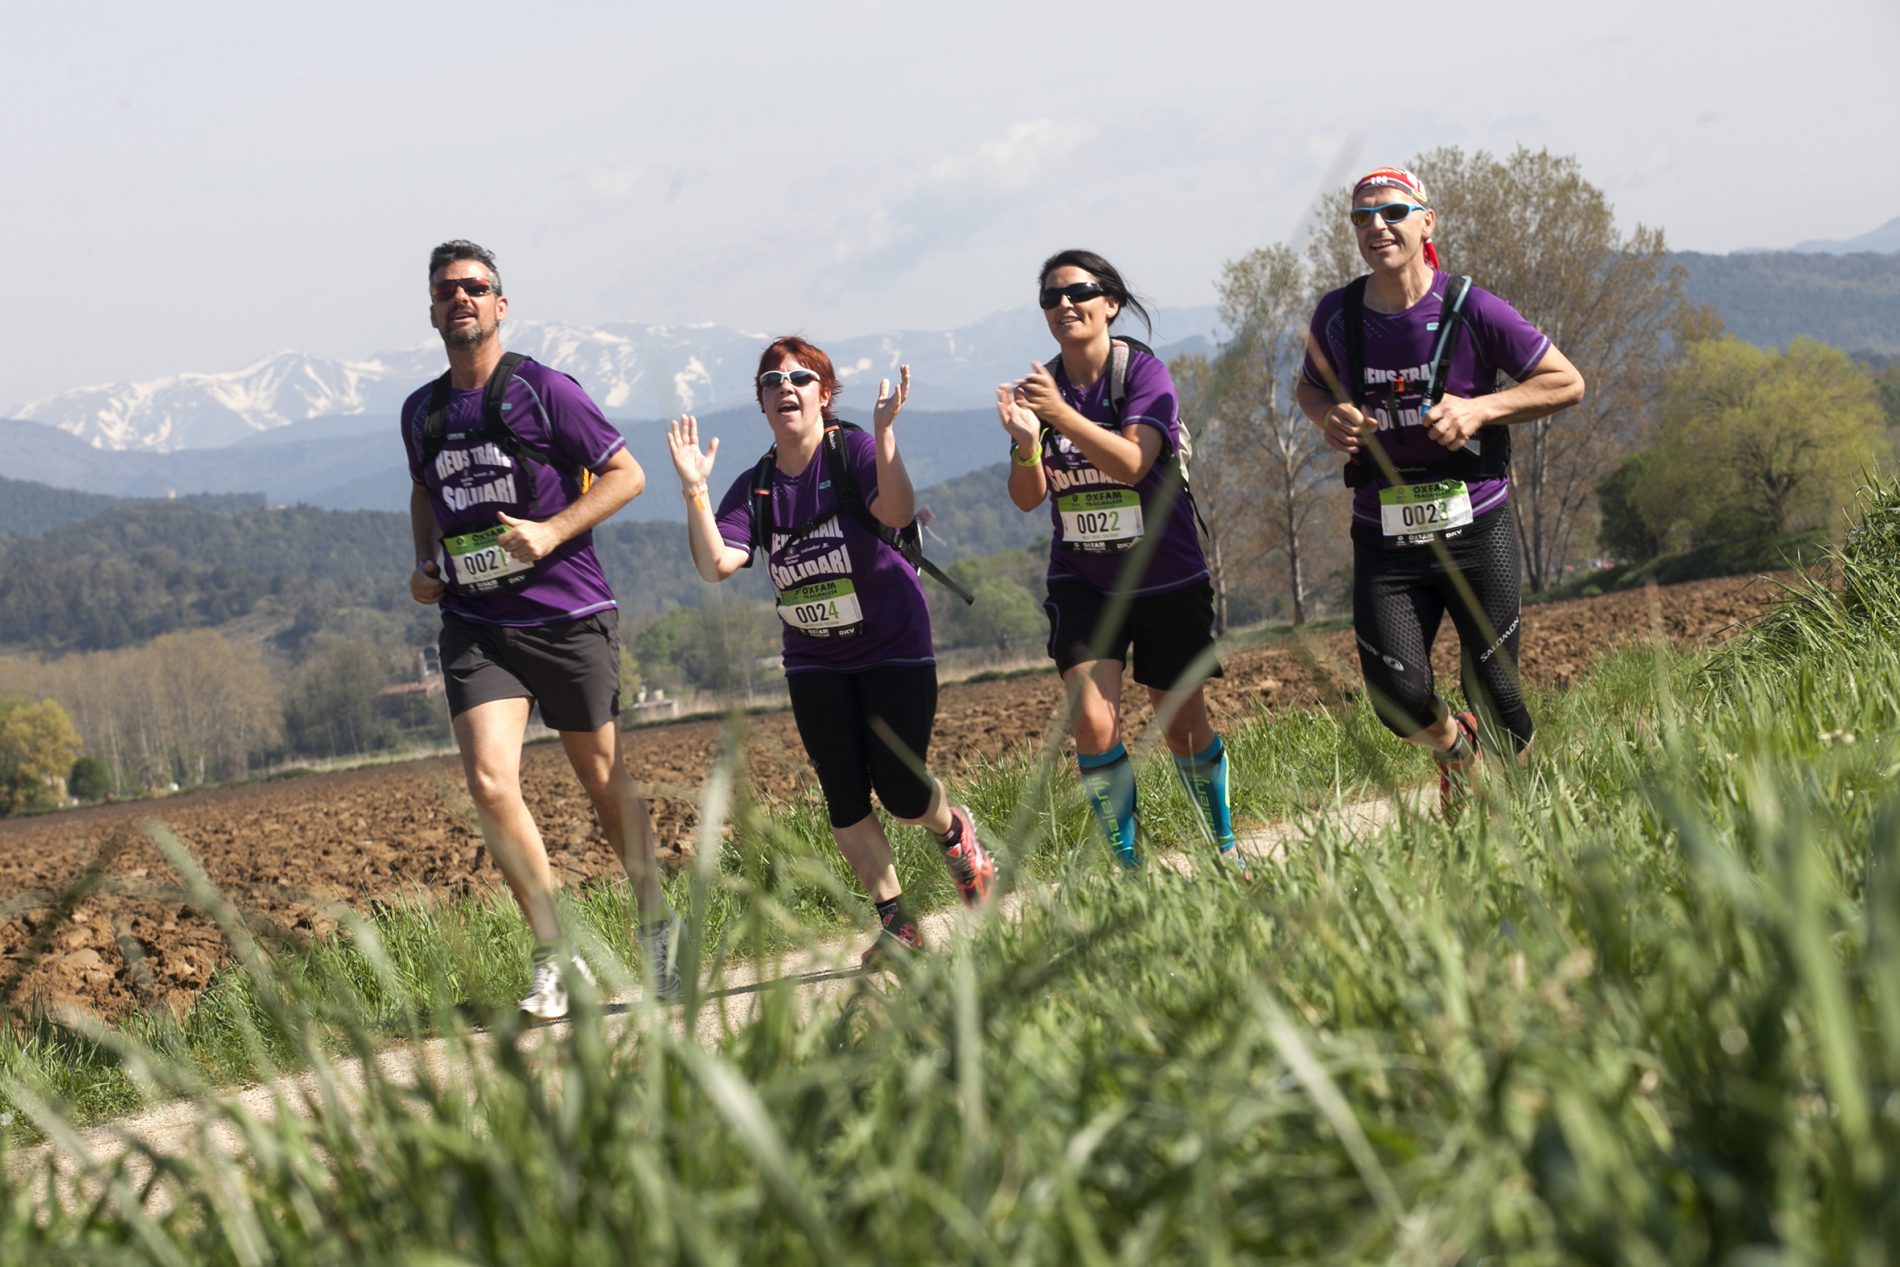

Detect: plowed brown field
0,574,1783,1020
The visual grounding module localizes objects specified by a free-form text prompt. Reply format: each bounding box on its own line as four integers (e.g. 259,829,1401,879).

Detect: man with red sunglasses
403,239,680,1019
1294,168,1584,817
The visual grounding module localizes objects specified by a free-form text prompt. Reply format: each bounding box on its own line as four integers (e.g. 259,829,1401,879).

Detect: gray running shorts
439,610,621,732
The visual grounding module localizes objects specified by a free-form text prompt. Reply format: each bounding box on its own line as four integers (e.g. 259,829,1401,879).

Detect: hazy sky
4,0,1896,406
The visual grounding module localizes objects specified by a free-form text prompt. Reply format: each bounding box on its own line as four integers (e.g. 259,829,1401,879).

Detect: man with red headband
1294,166,1585,815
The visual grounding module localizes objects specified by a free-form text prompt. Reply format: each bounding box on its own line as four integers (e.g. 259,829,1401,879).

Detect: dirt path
10,791,1415,1207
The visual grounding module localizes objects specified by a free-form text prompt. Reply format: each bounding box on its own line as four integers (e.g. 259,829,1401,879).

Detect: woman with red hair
668,336,996,965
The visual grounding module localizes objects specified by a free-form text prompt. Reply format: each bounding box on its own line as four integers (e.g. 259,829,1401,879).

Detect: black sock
875,896,908,930
935,815,964,849
1435,723,1474,763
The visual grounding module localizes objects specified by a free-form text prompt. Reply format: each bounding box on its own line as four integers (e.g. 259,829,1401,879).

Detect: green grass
6,481,1900,1260
1531,528,1829,602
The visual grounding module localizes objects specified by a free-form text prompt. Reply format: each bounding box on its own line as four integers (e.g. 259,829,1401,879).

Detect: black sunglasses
1039,281,1108,310
758,369,821,389
430,277,494,301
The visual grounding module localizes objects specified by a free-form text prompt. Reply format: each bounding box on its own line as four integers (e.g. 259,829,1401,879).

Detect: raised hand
873,364,911,430
667,414,720,489
996,383,1040,454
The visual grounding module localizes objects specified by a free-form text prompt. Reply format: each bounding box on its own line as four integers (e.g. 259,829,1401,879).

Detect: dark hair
755,336,841,420
428,240,503,296
1037,248,1152,338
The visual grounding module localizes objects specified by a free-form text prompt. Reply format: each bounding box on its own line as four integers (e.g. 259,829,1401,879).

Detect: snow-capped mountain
6,307,1221,453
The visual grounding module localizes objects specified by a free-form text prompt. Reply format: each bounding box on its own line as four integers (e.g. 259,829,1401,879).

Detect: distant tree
1167,353,1235,631
0,698,84,812
69,755,112,801
1307,146,1690,588
1213,244,1336,624
1638,337,1890,545
1874,363,1900,430
1594,449,1669,562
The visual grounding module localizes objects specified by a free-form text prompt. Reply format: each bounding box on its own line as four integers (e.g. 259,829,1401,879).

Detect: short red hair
755,336,842,420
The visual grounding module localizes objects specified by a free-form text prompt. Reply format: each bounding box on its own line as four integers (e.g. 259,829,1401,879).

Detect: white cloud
926,118,1100,192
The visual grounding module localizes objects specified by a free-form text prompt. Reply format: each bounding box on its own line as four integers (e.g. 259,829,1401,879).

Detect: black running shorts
786,665,939,828
1043,578,1223,691
439,610,622,733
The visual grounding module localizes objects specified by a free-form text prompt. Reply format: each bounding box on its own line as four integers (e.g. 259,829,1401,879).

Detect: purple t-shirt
402,357,625,627
1038,344,1208,596
714,426,935,676
1300,271,1551,530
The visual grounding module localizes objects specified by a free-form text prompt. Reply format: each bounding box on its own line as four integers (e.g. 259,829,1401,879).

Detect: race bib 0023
777,578,865,639
1057,488,1144,554
1379,479,1474,542
443,524,535,593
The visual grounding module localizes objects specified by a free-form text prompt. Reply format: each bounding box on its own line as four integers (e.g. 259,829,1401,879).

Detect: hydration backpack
417,352,594,511
747,422,976,605
1339,274,1510,489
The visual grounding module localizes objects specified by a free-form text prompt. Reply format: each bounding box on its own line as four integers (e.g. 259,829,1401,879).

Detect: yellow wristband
683,485,709,511
1011,443,1040,467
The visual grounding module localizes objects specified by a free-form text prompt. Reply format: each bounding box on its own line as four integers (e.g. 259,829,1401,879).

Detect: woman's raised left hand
873,364,911,430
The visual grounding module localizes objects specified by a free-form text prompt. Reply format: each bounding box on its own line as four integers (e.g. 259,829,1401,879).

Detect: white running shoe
519,949,595,1022
638,913,684,1002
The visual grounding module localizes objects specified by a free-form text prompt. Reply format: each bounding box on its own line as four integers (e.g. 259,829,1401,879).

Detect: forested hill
1677,251,1900,358
0,464,1049,654
0,477,264,535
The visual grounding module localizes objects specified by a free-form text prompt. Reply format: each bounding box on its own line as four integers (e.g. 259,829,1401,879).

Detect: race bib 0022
1057,488,1144,554
1379,479,1474,542
442,524,535,593
776,578,865,639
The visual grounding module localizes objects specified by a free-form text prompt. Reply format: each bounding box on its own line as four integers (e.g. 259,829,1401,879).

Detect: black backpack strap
824,422,975,606
418,352,545,468
1423,276,1471,405
1341,276,1370,407
748,446,779,558
419,372,454,469
479,351,547,468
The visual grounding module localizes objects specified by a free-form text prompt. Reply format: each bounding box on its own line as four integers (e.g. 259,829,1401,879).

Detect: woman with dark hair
998,251,1245,874
668,336,997,965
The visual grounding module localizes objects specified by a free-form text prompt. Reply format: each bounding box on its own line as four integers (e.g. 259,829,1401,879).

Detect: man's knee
465,764,525,813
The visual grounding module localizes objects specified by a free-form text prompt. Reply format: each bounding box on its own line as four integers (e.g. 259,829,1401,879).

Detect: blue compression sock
1173,737,1240,861
1077,744,1138,868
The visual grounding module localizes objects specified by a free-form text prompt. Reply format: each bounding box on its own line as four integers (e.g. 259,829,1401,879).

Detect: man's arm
1422,345,1586,452
495,447,643,562
409,484,446,604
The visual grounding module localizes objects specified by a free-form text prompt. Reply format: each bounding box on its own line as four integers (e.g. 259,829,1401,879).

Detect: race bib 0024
443,524,535,593
1057,488,1144,554
777,578,865,639
1379,479,1474,542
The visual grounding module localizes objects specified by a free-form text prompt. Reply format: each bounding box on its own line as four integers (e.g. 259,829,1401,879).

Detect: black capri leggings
1352,506,1533,752
786,665,940,828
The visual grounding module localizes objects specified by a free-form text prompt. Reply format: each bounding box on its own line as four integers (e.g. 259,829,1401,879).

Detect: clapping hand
873,364,911,430
996,383,1040,454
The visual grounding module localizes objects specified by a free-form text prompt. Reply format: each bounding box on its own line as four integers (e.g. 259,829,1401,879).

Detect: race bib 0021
443,524,535,593
777,578,865,639
1056,488,1144,554
1379,479,1474,542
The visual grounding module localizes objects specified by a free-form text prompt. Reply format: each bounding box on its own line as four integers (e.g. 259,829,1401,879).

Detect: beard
442,316,491,349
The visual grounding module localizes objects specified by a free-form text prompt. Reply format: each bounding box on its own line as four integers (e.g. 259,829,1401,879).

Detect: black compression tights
786,665,940,827
1351,508,1533,753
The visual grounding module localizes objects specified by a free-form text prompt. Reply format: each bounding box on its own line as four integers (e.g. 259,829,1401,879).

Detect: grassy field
4,484,1899,1262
